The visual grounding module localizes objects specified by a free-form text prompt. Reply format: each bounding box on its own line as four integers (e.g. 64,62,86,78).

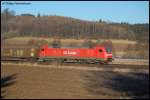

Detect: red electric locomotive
38,45,113,64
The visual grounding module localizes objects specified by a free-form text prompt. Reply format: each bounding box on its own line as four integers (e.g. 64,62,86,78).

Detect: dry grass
3,37,136,45
1,64,149,99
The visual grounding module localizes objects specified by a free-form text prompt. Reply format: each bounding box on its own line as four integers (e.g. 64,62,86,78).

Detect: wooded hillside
1,8,149,42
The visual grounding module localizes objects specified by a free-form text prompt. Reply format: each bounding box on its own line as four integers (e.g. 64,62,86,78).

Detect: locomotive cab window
99,49,103,52
106,48,111,53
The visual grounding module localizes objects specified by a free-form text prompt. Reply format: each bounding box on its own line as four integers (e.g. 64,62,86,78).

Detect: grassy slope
4,37,136,44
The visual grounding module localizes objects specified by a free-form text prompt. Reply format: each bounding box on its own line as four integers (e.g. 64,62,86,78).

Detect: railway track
1,60,149,74
1,59,149,68
1,59,149,66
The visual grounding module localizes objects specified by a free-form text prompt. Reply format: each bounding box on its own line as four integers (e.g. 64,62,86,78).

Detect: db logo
63,51,77,55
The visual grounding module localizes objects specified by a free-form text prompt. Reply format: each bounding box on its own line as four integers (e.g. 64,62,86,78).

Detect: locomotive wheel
100,61,108,65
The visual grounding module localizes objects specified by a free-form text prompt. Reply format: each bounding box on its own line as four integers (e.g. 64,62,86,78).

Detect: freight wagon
1,44,39,61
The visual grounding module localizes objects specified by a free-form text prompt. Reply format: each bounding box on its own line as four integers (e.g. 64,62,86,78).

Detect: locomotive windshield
106,47,112,53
